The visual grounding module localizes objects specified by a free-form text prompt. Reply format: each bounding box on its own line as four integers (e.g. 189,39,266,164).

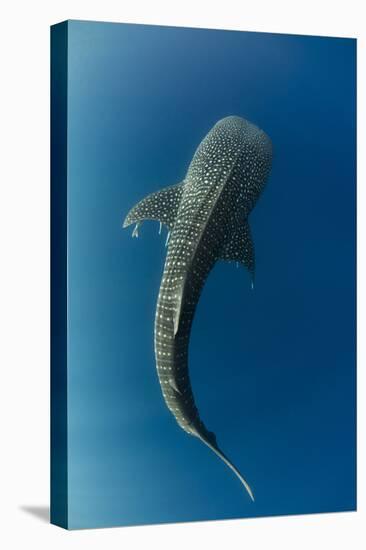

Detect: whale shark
123,115,272,500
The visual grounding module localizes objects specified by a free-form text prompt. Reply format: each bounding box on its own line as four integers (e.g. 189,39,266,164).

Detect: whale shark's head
211,116,273,215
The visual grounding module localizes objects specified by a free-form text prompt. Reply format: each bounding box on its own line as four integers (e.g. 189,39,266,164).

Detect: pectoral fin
123,182,184,231
219,218,255,280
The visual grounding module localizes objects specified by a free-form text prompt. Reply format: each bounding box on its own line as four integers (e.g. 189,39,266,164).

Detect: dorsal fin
173,285,183,335
123,182,184,231
168,378,182,395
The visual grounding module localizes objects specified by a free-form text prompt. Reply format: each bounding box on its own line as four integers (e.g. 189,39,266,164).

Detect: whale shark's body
123,116,272,500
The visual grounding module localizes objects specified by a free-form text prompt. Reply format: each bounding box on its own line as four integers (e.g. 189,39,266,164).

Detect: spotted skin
123,116,272,500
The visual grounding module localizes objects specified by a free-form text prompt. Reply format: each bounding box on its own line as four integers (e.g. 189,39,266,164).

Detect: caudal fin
195,431,254,501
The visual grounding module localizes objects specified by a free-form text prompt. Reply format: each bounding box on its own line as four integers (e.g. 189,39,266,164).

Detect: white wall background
0,1,364,548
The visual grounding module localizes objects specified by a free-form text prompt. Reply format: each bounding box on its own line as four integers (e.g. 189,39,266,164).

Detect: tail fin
194,431,254,501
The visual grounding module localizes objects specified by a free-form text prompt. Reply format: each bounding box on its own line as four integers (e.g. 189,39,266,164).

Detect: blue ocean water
66,20,356,528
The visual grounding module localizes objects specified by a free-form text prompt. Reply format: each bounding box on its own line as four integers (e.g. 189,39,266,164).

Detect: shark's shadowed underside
123,116,272,500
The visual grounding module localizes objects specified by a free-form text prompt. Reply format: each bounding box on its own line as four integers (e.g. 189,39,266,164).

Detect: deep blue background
66,20,356,528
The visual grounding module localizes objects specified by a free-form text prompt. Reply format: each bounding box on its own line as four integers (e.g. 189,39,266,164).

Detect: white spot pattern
123,116,272,496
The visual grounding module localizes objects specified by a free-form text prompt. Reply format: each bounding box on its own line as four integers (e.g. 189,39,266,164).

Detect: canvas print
51,20,356,529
